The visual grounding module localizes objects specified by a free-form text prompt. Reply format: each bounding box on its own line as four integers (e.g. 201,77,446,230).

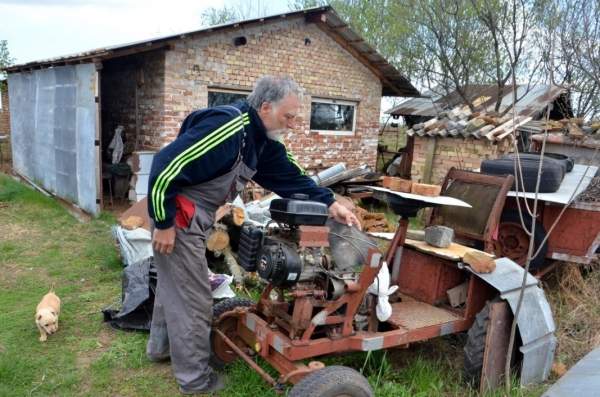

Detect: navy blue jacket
148,100,335,229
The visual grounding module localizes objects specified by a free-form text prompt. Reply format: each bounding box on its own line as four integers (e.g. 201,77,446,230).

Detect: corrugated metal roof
3,6,419,97
399,85,568,141
387,84,566,118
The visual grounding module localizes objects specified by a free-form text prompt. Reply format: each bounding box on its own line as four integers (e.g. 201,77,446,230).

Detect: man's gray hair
247,76,302,110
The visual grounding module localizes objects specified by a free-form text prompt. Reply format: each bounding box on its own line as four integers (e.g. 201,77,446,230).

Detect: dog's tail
49,283,55,293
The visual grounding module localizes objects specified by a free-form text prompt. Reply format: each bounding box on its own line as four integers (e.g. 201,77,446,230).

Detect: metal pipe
213,328,278,387
311,163,346,185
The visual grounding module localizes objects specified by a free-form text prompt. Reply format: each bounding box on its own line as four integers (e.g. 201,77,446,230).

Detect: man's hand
153,227,176,255
328,201,362,230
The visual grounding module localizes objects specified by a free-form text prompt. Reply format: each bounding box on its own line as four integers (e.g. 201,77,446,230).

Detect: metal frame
429,167,514,253
213,214,499,390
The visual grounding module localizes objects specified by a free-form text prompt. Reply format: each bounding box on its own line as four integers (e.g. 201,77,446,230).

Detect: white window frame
310,97,357,136
207,87,250,107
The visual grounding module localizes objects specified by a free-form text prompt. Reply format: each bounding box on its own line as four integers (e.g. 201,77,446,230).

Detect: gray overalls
147,109,256,391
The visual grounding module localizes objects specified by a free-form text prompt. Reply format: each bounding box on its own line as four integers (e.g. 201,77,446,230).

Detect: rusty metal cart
211,185,555,396
494,164,600,269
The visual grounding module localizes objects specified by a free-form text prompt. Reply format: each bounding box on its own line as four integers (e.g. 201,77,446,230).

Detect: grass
0,173,553,396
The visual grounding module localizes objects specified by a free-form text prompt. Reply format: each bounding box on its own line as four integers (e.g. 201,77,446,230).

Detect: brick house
5,6,417,214
0,79,10,165
386,84,571,184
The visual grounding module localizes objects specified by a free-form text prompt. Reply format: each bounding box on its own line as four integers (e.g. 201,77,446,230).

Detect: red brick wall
0,81,10,163
152,17,382,171
412,136,512,184
101,51,165,158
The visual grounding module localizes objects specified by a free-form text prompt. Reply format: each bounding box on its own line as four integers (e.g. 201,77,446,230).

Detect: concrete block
424,225,454,248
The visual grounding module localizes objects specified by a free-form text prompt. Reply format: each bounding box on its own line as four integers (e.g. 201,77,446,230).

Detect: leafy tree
0,40,14,81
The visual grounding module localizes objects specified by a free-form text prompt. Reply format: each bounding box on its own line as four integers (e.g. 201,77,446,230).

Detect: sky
0,0,290,65
0,0,401,116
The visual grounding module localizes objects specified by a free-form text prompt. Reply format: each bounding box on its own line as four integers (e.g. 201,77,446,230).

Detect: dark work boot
178,372,226,395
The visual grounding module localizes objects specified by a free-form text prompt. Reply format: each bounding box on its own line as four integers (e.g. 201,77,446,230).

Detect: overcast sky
0,0,289,65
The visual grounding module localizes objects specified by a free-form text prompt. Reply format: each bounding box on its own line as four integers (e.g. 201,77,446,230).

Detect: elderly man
146,75,360,394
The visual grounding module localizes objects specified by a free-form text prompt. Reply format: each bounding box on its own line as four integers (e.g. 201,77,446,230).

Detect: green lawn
0,174,550,396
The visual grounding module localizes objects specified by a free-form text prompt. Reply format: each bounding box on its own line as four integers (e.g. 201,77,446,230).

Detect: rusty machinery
211,192,514,396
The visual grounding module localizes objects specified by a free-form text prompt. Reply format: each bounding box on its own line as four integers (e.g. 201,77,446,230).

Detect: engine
237,194,372,300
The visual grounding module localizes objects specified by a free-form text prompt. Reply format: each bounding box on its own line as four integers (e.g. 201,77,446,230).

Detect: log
220,205,245,227
121,215,144,230
206,224,230,253
223,247,246,284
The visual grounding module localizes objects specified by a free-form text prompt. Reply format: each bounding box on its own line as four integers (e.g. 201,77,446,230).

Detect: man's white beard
266,129,286,141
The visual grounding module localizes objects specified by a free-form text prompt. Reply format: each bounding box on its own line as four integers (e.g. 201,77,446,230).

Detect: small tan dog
35,287,61,342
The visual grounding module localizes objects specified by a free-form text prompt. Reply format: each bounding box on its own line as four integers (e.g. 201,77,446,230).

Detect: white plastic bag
367,261,398,322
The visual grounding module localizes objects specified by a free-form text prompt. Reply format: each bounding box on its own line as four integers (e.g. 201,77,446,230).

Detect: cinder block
424,225,454,248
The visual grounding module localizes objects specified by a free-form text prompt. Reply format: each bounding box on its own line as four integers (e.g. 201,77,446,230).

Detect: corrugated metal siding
8,64,99,214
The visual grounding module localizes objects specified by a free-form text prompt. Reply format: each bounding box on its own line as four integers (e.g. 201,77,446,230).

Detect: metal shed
8,64,100,214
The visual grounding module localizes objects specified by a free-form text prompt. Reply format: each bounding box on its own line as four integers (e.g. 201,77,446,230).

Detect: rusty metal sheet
386,301,461,330
466,257,556,386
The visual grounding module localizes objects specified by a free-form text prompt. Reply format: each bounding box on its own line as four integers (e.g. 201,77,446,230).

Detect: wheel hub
496,222,530,265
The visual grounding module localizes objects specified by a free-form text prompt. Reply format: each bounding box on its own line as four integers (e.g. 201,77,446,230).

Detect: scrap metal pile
577,177,600,203
519,118,600,137
405,106,532,141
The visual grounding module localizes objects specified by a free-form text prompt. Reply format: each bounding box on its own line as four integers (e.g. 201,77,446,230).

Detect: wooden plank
421,138,437,184
95,69,102,211
404,238,495,261
480,301,512,393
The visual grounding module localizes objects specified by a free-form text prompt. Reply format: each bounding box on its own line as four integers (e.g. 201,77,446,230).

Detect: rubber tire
481,157,564,193
528,152,574,172
464,300,495,386
496,210,548,270
288,366,374,397
463,299,520,387
511,152,573,173
210,297,254,368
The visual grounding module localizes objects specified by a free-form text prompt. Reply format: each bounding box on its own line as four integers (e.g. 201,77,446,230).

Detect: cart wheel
463,299,519,387
288,365,373,397
211,297,254,368
494,210,547,270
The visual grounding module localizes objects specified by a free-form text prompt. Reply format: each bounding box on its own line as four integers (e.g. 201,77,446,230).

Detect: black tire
464,301,490,386
515,152,574,173
210,297,254,368
495,210,548,270
463,299,519,387
288,366,374,397
481,156,564,193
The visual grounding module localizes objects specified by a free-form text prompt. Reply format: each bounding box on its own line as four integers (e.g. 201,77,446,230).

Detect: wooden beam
421,138,437,184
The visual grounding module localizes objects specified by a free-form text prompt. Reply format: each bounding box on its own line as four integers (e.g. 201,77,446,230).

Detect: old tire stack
481,153,566,193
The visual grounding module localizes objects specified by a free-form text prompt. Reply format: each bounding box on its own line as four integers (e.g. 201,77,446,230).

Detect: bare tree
537,0,600,118
201,0,270,27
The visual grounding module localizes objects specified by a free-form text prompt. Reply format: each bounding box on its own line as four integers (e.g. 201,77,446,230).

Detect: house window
310,98,357,135
207,88,249,108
